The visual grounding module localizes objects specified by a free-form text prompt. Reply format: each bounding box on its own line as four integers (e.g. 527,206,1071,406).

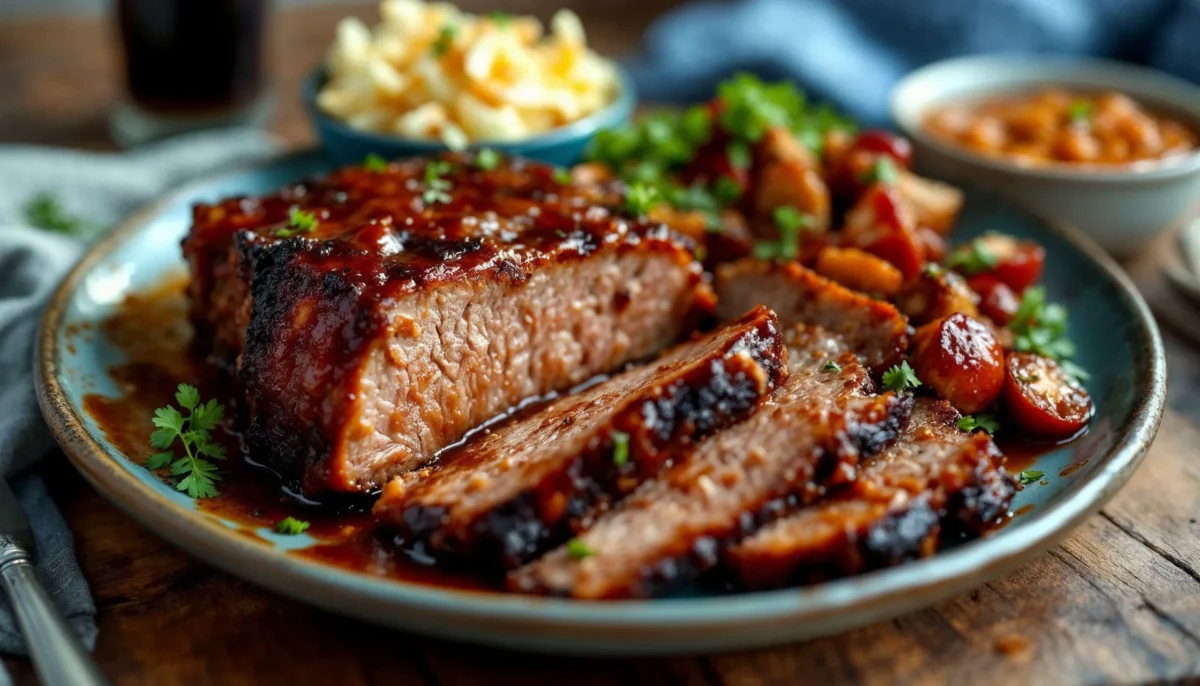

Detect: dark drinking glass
111,0,271,146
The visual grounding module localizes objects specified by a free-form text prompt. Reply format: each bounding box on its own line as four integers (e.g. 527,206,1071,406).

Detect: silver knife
0,478,107,686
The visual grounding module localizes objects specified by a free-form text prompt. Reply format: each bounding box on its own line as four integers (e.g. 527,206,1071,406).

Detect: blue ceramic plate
35,150,1165,655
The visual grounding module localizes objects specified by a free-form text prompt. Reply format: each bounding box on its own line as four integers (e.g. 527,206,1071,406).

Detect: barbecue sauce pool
78,274,1063,594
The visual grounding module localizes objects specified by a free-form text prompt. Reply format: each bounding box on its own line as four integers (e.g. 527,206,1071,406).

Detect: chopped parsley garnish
945,238,998,275
422,160,454,205
922,262,945,278
553,167,574,185
363,153,388,172
752,206,808,261
862,156,899,185
475,147,500,171
726,141,752,170
824,361,841,373
1018,469,1045,486
958,414,1000,435
583,74,852,219
275,208,319,238
275,517,310,535
624,181,662,217
694,245,708,262
566,538,595,559
611,430,631,467
882,361,922,393
147,384,227,499
1009,286,1080,365
23,192,86,234
1068,99,1093,126
484,11,511,27
431,24,457,57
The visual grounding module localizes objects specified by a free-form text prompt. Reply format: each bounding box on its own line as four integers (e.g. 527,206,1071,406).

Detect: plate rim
33,148,1167,654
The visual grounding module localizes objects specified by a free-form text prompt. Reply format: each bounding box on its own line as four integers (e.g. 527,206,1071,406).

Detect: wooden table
4,4,1200,684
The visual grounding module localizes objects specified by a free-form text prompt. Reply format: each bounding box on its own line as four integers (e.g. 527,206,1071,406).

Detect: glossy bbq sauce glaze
80,273,496,592
79,274,1066,594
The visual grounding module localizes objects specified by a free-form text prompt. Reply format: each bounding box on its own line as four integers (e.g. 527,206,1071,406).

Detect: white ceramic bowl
892,55,1200,256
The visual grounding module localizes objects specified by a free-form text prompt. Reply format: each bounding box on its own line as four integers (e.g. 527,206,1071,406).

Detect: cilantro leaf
276,517,311,535
957,414,1000,435
1008,286,1086,378
711,176,743,206
1018,469,1045,486
23,192,88,234
147,384,228,498
611,430,631,467
726,141,752,170
566,538,595,559
882,361,922,393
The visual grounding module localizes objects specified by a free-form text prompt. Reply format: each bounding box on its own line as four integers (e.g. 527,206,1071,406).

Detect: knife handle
0,557,108,686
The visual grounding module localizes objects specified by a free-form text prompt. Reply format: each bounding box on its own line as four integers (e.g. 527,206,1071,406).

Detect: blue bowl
302,66,636,167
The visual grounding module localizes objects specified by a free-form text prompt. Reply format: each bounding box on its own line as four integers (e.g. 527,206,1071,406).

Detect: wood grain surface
3,3,1200,684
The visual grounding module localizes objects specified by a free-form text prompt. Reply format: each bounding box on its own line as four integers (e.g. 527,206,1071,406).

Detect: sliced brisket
714,259,908,372
183,155,711,495
372,307,787,569
726,398,1014,590
507,327,912,599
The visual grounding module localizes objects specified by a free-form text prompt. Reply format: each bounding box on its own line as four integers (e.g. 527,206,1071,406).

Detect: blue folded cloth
0,128,278,685
626,0,1200,125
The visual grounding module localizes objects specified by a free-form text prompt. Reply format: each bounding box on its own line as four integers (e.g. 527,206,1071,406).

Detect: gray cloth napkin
0,128,278,681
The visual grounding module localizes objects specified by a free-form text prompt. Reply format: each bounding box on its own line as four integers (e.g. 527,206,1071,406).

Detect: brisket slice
183,154,711,495
714,259,908,372
726,398,1015,590
507,327,912,599
373,306,787,569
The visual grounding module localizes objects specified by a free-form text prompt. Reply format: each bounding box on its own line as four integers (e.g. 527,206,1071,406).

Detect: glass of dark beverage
111,0,272,147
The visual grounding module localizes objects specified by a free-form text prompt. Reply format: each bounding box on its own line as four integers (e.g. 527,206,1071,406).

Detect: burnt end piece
726,399,1015,590
373,306,788,569
714,258,909,372
507,326,913,600
182,154,712,496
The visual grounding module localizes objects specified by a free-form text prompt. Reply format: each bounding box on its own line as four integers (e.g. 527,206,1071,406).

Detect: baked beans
924,89,1197,167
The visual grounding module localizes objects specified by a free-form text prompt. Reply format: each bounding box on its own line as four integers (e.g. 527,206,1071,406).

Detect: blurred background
0,0,685,149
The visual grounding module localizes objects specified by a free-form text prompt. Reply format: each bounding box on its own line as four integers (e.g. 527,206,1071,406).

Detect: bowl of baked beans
893,56,1200,256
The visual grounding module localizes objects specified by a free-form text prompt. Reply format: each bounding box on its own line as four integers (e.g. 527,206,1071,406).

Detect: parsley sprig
422,160,454,205
1018,469,1045,486
275,208,318,238
958,414,1000,435
147,384,227,499
1008,287,1082,370
276,517,311,535
945,238,998,275
753,206,810,260
24,192,88,235
624,181,662,217
882,361,922,393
